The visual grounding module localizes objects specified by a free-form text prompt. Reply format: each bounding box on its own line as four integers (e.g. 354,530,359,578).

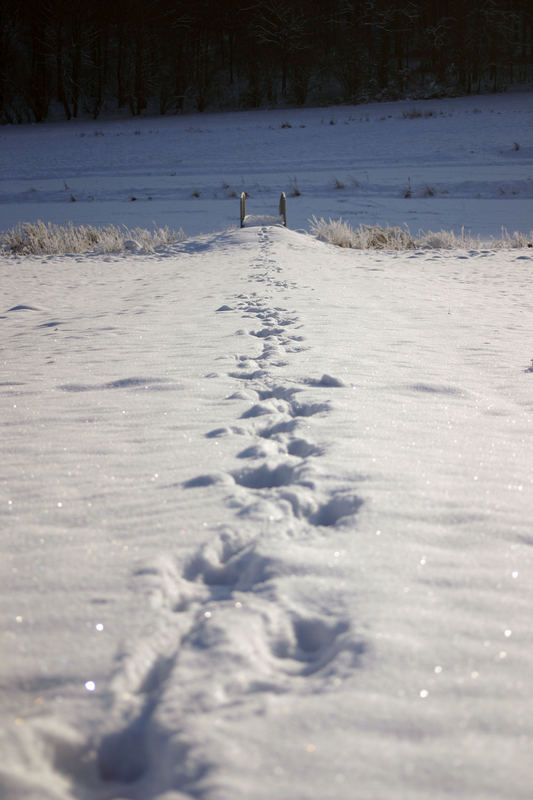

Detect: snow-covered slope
2,224,533,799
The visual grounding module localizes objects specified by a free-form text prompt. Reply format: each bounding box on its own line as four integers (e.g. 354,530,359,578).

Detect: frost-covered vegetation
4,217,532,256
0,221,185,255
309,217,533,250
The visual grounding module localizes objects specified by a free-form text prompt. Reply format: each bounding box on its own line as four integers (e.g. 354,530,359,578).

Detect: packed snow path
2,226,533,799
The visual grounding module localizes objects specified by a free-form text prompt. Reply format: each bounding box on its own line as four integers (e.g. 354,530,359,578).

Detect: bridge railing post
239,192,287,227
279,192,287,227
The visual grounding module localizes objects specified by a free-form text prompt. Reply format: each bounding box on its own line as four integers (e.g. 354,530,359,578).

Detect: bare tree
252,0,310,98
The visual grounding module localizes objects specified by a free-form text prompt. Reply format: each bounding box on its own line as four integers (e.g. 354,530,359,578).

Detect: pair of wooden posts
240,192,287,228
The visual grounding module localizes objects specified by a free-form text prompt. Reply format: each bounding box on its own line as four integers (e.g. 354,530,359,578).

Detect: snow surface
2,93,533,800
1,91,533,238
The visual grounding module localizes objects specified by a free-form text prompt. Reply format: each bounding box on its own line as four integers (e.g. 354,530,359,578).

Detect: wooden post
240,192,246,227
279,192,287,227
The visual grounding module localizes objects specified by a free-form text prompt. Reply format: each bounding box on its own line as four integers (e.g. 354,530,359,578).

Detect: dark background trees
1,0,532,122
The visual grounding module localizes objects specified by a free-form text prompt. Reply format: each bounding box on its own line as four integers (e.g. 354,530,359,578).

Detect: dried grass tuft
1,221,186,255
309,217,533,250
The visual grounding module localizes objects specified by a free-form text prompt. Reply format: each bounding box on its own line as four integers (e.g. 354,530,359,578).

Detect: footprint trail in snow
93,227,365,798
6,226,533,800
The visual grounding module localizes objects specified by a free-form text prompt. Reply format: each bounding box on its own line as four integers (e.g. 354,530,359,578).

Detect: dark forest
1,0,532,123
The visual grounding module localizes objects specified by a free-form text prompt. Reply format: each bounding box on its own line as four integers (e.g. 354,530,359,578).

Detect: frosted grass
0,220,186,255
309,216,533,250
5,217,532,256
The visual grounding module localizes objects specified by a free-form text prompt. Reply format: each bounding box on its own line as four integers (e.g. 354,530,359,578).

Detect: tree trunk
134,27,145,115
117,25,126,108
55,21,72,119
29,20,49,121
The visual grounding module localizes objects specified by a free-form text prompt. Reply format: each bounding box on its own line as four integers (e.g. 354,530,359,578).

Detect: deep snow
1,93,533,800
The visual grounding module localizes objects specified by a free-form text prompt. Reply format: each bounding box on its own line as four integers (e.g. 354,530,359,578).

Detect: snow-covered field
1,93,533,800
1,91,533,239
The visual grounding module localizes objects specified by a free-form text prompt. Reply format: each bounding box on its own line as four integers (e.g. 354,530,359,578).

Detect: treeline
1,0,532,123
